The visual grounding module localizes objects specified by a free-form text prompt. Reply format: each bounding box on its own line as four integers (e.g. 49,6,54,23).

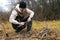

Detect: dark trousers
12,21,32,33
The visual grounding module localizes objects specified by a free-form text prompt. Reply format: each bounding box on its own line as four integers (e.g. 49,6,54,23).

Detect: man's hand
27,18,31,22
19,22,25,26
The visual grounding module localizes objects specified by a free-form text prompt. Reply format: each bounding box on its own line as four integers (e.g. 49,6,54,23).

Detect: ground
0,20,60,40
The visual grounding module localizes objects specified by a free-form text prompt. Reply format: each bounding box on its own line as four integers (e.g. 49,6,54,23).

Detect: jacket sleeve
26,8,34,19
9,10,20,24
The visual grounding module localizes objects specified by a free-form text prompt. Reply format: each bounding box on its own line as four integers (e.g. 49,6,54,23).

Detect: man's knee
27,21,32,26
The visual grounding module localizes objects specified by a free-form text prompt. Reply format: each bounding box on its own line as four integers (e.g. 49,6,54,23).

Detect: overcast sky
0,0,18,12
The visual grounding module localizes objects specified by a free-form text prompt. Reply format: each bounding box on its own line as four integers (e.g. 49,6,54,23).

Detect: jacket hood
15,4,19,10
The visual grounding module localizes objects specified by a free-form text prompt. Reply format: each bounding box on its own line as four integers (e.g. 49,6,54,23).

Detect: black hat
19,2,26,8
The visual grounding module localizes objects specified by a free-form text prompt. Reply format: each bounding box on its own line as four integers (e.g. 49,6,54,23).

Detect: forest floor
0,20,60,40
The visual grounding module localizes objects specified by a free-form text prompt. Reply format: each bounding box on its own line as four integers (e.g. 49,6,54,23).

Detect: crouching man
9,1,34,33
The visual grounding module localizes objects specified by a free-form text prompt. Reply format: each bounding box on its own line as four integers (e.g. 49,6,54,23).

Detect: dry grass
0,20,60,34
0,20,60,40
32,20,60,38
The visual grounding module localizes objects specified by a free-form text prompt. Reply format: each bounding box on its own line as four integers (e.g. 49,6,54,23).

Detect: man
9,2,34,33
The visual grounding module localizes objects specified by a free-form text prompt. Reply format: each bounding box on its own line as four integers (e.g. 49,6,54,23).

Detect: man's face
19,8,26,13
